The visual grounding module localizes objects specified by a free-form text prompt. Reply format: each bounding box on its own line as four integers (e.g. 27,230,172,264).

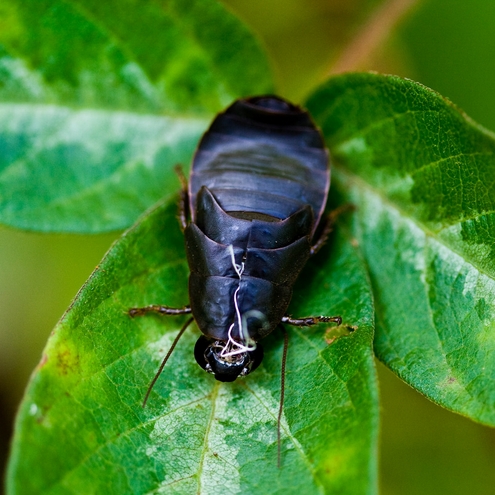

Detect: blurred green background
2,0,495,492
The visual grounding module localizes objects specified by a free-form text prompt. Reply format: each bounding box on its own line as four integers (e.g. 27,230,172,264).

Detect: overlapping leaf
7,201,377,495
0,0,274,232
307,73,495,425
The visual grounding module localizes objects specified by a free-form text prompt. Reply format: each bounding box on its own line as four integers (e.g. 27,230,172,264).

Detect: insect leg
174,165,189,231
310,204,355,256
128,305,191,318
281,315,342,326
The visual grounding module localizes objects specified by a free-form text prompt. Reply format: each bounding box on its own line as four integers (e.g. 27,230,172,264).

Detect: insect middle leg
310,204,355,256
282,314,356,337
128,305,191,318
281,315,342,327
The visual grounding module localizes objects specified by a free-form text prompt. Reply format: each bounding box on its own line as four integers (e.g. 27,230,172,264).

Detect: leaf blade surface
0,0,274,232
307,73,495,425
7,200,377,494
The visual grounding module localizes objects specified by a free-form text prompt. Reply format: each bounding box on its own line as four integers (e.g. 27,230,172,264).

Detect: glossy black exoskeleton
130,96,344,459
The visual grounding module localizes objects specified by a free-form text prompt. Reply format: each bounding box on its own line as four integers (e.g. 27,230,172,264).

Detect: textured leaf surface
7,200,377,495
307,73,495,425
0,0,274,232
0,0,273,112
0,105,206,232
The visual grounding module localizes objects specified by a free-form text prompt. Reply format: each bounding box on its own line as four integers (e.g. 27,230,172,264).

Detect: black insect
130,95,345,463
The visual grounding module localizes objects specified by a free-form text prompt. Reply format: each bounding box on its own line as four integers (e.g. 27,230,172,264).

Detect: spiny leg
142,317,194,407
281,314,342,327
128,305,191,318
282,314,355,339
310,204,355,256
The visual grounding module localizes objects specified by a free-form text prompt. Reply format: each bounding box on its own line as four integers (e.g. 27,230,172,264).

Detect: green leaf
0,0,274,232
7,200,377,494
0,106,206,232
0,0,273,112
307,73,495,425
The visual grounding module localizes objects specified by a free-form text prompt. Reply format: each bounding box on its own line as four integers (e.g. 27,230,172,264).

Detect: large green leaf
0,0,273,112
0,106,206,232
307,73,495,425
0,0,274,232
6,200,377,494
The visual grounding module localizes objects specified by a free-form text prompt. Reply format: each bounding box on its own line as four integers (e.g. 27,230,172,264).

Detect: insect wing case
186,96,330,345
189,96,330,227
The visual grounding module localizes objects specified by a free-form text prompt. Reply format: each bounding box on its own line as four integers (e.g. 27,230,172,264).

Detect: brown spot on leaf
56,347,80,375
324,324,358,344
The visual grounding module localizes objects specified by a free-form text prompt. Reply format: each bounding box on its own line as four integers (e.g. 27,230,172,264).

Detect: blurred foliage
400,0,495,131
0,0,273,112
2,0,495,493
0,0,274,233
0,229,116,482
223,0,384,98
378,360,495,495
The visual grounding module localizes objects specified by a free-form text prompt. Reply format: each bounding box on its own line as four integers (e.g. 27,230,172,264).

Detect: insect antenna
142,317,194,408
278,326,289,468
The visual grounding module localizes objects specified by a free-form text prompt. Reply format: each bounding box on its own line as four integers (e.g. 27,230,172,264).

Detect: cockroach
129,95,344,464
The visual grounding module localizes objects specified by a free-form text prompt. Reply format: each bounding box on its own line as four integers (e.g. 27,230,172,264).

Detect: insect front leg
128,305,191,318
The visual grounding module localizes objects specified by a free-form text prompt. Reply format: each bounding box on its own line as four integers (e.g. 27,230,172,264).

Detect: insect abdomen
189,96,330,230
